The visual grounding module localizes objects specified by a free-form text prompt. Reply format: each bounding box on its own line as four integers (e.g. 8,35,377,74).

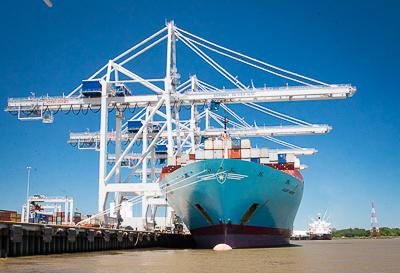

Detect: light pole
25,166,32,223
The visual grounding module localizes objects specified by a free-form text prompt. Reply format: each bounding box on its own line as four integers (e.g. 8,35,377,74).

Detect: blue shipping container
251,158,260,163
232,139,241,149
81,80,102,97
34,213,49,224
156,144,168,154
82,80,102,91
278,154,286,164
127,120,142,133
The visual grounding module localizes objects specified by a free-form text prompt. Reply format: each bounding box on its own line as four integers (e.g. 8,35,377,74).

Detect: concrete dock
0,221,194,257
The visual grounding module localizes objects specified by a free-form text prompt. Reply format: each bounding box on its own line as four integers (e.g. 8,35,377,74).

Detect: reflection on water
0,239,399,273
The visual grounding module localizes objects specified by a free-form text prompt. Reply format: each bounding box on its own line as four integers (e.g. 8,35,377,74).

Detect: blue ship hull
160,159,304,248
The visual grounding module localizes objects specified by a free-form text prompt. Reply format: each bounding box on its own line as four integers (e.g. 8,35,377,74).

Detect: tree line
332,227,400,238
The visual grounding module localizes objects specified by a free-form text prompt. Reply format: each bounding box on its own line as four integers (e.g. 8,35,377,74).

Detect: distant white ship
307,213,332,240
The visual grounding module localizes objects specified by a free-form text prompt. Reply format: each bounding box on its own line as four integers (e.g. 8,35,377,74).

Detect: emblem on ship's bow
198,170,248,185
216,172,228,184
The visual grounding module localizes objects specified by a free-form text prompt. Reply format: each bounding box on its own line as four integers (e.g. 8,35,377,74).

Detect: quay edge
0,221,194,258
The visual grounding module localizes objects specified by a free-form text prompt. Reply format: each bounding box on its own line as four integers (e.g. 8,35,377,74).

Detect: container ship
160,138,304,248
307,213,332,240
2,21,355,248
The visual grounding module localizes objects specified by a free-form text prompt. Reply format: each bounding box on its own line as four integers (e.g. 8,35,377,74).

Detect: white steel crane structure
5,21,355,228
21,195,74,225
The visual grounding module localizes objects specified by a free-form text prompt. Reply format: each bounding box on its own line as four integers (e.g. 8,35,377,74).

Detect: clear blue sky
0,0,399,229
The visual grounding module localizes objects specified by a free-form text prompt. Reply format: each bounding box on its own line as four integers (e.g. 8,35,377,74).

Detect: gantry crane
5,21,355,229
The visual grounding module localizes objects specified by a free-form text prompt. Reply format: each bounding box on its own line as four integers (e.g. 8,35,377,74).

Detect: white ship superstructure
308,213,332,240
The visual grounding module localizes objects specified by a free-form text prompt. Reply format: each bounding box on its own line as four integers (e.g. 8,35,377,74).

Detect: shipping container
278,154,287,164
0,210,14,221
156,144,168,154
81,80,102,97
241,149,251,158
250,148,261,158
189,153,196,160
195,150,205,160
228,149,241,159
251,158,260,163
205,150,214,159
34,213,49,224
204,139,213,150
127,120,142,133
231,139,241,149
260,157,270,164
294,158,300,168
213,150,223,158
225,139,232,149
260,148,270,157
213,139,223,149
286,154,296,163
269,153,278,162
241,139,251,149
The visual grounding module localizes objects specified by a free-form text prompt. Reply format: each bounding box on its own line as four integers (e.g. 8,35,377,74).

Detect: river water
0,239,399,273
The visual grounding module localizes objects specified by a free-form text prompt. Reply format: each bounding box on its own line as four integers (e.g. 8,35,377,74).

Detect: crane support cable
243,103,311,126
176,78,192,92
175,27,330,86
180,33,316,87
77,195,143,226
198,81,300,133
123,122,168,183
118,34,168,67
223,105,304,149
113,26,168,63
99,35,168,80
218,102,303,150
176,32,247,90
105,97,166,183
209,112,226,127
197,80,313,126
66,26,168,98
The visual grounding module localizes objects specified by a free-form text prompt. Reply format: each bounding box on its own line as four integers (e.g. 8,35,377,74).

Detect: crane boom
68,124,331,145
5,84,355,115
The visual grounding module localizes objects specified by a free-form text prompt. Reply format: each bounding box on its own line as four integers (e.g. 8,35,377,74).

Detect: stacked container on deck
168,138,300,170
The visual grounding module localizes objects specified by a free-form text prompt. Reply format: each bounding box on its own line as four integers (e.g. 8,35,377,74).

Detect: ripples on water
0,239,399,273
